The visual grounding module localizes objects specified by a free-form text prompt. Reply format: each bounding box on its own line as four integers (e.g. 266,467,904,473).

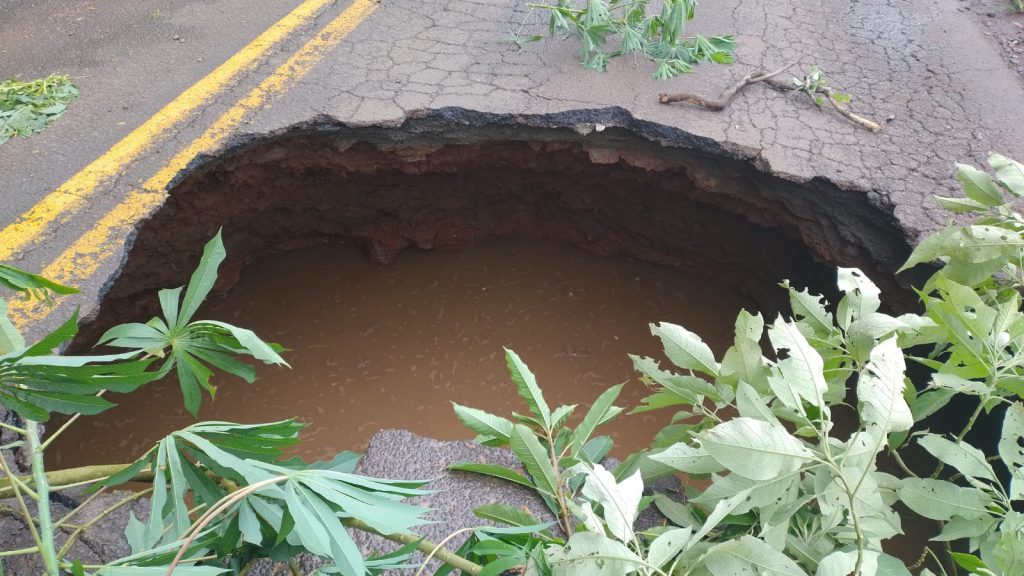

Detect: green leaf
571,384,623,455
990,152,1024,196
98,322,167,351
478,557,525,576
0,300,25,354
902,225,1024,272
994,532,1024,575
11,389,114,416
570,463,642,541
177,230,226,325
650,322,720,377
836,267,881,327
509,424,559,497
192,320,288,367
158,287,182,327
917,433,996,482
767,319,829,415
551,404,576,430
735,382,783,427
857,337,913,434
950,552,989,573
0,263,78,298
647,527,693,569
0,391,48,421
935,195,989,213
505,348,552,429
452,403,514,445
175,352,210,416
700,417,813,481
999,402,1024,500
956,162,1003,207
545,532,644,576
650,443,723,474
897,477,993,521
582,435,614,463
97,568,229,575
703,535,808,576
781,283,833,336
448,462,535,489
473,503,547,529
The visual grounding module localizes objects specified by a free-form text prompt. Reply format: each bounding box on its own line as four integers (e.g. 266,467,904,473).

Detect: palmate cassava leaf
0,263,78,300
103,420,429,576
0,299,23,354
98,232,288,416
0,311,159,420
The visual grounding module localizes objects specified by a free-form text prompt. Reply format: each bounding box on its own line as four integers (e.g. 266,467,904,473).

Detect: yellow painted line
10,0,378,328
0,0,338,262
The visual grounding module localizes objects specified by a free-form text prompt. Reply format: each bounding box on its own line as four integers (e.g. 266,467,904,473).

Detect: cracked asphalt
1,0,1024,326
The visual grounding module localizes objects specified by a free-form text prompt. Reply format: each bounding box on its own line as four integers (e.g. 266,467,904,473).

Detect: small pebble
172,34,180,40
987,11,997,17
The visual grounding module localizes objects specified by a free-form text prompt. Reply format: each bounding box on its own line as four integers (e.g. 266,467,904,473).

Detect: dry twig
659,61,883,132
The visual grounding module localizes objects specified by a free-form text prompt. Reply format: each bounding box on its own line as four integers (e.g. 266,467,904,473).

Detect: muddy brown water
50,237,754,467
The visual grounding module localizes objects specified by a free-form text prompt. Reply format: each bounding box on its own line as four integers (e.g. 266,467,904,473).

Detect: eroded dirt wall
74,121,913,344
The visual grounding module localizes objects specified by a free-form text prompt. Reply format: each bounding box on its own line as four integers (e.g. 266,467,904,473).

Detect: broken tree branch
658,60,799,110
658,61,884,133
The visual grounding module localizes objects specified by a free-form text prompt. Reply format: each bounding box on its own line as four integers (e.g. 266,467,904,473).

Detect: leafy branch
514,0,735,79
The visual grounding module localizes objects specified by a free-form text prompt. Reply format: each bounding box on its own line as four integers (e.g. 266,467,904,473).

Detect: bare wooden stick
821,87,882,132
659,61,884,132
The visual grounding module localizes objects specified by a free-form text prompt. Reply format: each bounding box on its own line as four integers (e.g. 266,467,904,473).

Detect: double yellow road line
4,0,378,327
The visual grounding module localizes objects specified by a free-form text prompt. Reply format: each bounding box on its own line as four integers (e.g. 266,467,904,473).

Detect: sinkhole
49,111,912,467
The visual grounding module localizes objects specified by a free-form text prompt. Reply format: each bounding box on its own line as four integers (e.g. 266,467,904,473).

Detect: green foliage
451,156,1024,575
792,65,852,108
12,153,1024,576
517,0,735,79
0,75,78,144
103,420,429,576
98,230,288,416
0,234,453,576
452,348,624,537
